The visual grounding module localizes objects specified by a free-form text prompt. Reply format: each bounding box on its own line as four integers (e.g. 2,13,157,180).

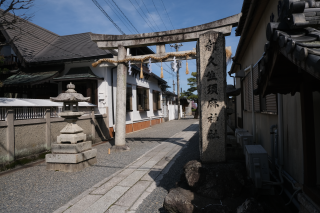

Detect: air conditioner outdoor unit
245,145,270,188
236,131,253,153
235,128,247,137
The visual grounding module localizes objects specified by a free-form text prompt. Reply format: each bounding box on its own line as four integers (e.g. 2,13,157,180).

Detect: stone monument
197,31,226,162
46,82,97,172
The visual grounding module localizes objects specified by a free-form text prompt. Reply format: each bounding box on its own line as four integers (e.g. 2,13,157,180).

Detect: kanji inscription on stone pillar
198,31,226,162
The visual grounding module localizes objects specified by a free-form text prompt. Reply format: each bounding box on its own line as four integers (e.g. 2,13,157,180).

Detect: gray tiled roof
1,10,59,62
30,33,113,63
0,11,114,64
255,1,320,96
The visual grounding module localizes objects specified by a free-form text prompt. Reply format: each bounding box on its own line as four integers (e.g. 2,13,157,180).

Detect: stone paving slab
106,205,128,213
82,186,130,213
63,195,101,213
115,180,151,207
55,121,199,213
117,170,148,187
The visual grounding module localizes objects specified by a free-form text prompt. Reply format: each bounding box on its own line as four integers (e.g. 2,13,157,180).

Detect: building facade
230,0,320,211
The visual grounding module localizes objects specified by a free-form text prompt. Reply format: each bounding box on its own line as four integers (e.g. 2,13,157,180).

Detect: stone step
51,141,92,154
46,149,97,164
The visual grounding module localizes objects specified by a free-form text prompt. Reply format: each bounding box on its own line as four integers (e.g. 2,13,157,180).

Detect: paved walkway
54,122,198,213
0,118,198,213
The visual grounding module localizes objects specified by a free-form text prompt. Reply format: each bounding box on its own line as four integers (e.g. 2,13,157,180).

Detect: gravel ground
0,118,197,213
136,131,200,213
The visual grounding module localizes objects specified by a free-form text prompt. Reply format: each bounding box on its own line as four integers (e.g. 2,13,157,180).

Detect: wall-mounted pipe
248,65,256,143
274,128,279,165
270,124,277,171
277,94,284,166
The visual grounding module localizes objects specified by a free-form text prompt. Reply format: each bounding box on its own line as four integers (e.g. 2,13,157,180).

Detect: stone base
57,133,86,144
46,157,97,172
110,145,130,153
52,141,92,154
46,149,97,164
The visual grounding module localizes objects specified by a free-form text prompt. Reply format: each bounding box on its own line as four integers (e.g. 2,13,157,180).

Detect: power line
141,0,161,32
127,0,176,76
92,0,125,35
151,0,169,31
103,0,134,34
130,0,157,32
93,0,176,77
160,0,174,30
110,0,139,34
134,0,159,32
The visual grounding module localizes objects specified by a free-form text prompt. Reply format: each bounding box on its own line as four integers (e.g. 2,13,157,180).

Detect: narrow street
0,118,198,213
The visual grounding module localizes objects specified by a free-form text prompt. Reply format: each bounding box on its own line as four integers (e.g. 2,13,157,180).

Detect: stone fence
0,107,111,166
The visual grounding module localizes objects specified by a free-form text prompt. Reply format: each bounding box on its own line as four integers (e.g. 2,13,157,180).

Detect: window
126,84,133,111
153,90,161,110
260,94,277,114
242,65,277,114
136,86,149,111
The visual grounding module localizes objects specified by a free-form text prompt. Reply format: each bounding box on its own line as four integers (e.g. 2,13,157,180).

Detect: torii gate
90,13,241,162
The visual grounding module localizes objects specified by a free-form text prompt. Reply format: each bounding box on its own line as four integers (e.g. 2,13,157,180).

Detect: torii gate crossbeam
90,13,241,157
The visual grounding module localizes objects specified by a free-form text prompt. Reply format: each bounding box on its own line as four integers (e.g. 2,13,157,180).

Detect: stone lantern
46,82,97,172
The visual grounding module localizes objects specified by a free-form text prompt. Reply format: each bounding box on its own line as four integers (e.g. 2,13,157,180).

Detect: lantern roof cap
50,82,90,102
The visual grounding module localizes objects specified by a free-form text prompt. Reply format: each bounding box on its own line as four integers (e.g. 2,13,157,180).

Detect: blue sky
25,0,242,93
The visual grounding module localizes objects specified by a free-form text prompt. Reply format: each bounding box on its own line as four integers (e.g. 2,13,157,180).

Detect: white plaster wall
62,61,109,115
168,105,183,121
112,68,164,126
60,62,165,127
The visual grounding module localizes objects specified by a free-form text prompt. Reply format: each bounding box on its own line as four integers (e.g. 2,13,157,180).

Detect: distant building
0,11,170,136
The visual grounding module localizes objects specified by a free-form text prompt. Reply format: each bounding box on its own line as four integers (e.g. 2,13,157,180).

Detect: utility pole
170,43,182,119
173,80,175,94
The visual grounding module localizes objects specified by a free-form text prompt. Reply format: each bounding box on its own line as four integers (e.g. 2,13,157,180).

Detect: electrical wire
141,0,161,32
151,0,169,31
160,0,174,30
93,0,176,77
134,0,159,32
285,188,301,206
103,0,134,34
110,0,140,34
92,0,125,35
129,0,157,32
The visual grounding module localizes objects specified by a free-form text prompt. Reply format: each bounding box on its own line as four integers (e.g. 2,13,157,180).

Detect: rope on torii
92,51,196,79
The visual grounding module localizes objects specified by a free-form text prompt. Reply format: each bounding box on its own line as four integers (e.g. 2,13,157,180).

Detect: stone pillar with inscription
198,31,226,163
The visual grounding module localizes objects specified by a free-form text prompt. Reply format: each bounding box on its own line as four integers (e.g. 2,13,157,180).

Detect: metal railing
0,107,95,121
14,107,46,120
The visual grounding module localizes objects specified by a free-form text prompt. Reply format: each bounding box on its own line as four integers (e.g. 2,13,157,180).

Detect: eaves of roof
230,0,271,74
2,71,59,86
53,66,103,81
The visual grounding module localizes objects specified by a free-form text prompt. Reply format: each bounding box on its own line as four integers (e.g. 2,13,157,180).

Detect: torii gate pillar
114,45,129,150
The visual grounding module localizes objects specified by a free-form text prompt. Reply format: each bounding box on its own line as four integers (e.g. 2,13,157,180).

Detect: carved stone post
198,31,226,162
6,109,14,162
45,108,51,150
114,45,130,150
